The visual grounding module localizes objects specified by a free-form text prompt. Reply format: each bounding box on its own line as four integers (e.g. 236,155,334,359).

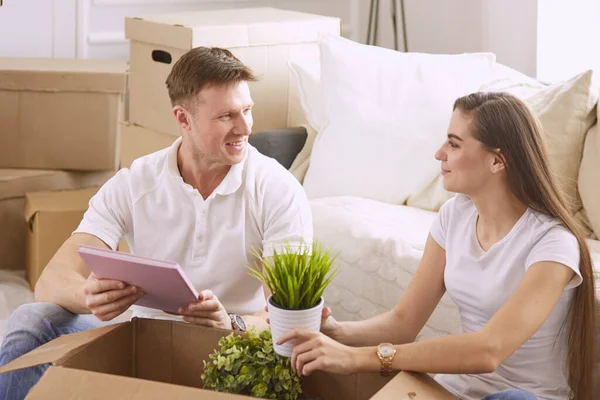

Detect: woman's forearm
334,310,419,347
353,331,498,375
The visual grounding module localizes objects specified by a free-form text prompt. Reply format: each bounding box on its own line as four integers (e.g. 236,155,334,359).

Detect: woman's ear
491,149,507,173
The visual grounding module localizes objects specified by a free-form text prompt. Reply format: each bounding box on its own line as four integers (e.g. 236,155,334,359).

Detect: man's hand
84,273,144,321
178,290,232,329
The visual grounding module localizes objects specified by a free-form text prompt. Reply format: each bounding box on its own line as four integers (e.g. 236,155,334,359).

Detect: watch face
378,343,395,357
234,314,246,331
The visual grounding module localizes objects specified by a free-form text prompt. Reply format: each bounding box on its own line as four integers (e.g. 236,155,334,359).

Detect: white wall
359,0,597,81
482,0,538,77
1,0,597,82
537,0,600,83
0,0,360,60
356,0,485,53
359,0,539,76
0,0,76,58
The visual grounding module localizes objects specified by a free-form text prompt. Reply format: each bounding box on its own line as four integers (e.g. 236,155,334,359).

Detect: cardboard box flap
0,169,112,202
125,7,340,50
0,170,61,201
23,188,98,224
26,366,250,399
0,324,124,374
370,372,456,399
0,58,127,93
126,16,193,52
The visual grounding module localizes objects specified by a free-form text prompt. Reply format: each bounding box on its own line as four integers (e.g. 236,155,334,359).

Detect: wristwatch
376,343,397,376
228,313,247,332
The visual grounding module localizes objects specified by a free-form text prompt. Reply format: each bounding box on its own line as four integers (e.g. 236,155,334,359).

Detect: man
0,47,312,399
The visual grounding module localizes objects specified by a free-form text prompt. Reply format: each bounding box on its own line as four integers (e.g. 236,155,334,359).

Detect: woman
279,92,596,400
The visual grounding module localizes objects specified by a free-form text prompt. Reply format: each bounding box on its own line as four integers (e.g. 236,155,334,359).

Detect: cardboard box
0,319,406,399
24,188,99,290
120,122,177,168
0,169,113,273
371,372,456,399
117,239,131,253
0,58,127,170
126,7,340,136
24,188,133,288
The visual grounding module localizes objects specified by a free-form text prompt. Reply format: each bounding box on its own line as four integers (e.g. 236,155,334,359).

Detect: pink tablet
78,245,199,314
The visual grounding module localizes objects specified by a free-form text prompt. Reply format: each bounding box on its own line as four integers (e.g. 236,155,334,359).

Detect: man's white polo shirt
75,137,312,319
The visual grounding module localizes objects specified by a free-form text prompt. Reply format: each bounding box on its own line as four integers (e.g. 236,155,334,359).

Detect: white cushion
288,124,317,183
287,60,322,183
302,34,495,205
288,60,325,132
407,70,598,215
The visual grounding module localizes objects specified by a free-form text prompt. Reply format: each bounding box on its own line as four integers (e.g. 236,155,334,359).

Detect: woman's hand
277,329,363,376
319,307,344,340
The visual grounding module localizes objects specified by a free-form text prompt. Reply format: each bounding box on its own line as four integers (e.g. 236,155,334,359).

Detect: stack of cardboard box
0,58,127,288
119,7,341,168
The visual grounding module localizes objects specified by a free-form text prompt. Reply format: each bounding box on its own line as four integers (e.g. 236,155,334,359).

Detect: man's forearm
35,266,89,314
35,232,110,314
242,309,269,332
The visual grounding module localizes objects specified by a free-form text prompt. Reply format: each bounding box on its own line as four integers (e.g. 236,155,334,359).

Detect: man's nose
234,115,252,136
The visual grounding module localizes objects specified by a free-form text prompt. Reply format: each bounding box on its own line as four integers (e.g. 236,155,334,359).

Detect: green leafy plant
249,240,338,310
201,329,302,399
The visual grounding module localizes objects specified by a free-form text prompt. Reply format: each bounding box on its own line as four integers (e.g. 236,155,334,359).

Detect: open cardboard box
0,318,455,399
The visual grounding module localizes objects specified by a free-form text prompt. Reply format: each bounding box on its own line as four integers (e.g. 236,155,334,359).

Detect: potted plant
249,240,338,357
202,329,303,399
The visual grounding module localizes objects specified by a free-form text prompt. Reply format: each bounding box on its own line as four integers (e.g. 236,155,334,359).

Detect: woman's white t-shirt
430,194,581,400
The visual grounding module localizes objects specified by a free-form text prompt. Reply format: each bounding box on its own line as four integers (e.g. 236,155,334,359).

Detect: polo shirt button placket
193,205,208,260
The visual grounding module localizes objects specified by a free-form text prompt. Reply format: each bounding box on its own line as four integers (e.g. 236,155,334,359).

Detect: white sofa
284,35,600,394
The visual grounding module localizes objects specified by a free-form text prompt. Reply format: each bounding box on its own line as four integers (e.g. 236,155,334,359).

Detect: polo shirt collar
167,137,245,197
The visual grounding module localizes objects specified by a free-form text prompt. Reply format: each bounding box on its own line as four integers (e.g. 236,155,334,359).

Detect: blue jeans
0,303,106,400
483,389,539,399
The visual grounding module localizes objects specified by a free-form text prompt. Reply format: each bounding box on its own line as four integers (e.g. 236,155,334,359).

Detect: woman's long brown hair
454,92,596,399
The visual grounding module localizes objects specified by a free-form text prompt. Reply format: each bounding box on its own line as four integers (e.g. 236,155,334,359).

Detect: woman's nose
435,147,445,161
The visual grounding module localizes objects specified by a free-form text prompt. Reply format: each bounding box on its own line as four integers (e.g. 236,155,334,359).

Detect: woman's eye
448,140,457,148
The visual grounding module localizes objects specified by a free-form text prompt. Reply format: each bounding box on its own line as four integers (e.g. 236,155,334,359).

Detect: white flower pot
267,295,324,357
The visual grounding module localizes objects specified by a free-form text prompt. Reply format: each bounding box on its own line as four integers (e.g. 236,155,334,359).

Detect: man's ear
491,149,507,173
173,105,191,131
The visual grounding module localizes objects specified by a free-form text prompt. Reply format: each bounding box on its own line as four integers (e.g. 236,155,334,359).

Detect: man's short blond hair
165,47,257,107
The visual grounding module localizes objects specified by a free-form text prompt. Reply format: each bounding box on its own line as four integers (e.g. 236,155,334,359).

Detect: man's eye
220,114,231,120
243,108,251,114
